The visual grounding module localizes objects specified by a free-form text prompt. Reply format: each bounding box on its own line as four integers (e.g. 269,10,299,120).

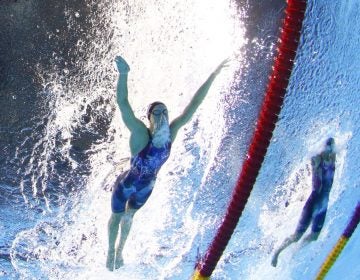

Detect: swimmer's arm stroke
115,56,149,154
170,58,229,141
311,155,322,193
115,56,146,133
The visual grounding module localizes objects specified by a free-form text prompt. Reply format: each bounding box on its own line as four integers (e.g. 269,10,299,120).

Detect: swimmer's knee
291,233,302,242
124,207,137,220
121,211,136,228
110,212,123,223
310,231,320,240
122,214,131,225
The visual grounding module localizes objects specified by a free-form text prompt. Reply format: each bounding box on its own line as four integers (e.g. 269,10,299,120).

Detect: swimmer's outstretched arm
170,59,229,141
115,56,146,131
115,56,147,129
115,56,149,155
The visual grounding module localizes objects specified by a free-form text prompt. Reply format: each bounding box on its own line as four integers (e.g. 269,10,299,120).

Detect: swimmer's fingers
115,56,130,73
115,55,126,65
220,57,231,67
214,58,231,74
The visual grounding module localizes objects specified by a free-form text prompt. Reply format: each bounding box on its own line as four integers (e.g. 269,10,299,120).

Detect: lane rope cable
192,0,308,278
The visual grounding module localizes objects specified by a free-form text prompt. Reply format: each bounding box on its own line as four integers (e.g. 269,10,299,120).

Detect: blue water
1,0,359,279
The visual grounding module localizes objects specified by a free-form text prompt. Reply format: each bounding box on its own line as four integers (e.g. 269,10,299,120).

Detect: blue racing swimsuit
296,156,335,234
111,135,171,213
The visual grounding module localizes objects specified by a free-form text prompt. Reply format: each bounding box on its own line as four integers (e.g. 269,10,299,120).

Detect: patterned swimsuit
296,156,335,234
111,135,171,213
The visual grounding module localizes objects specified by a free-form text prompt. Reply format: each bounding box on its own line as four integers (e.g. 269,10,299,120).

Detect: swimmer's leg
107,212,124,271
271,232,302,267
304,208,327,242
107,180,129,271
115,206,137,269
271,193,316,267
113,184,152,268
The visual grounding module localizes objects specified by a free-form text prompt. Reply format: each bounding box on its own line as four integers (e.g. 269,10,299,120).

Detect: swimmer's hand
212,58,230,76
115,56,130,74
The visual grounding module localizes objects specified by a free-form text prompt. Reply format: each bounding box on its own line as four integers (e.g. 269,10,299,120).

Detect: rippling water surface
0,0,359,279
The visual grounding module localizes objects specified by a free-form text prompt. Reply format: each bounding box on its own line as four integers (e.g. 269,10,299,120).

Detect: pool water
0,1,359,279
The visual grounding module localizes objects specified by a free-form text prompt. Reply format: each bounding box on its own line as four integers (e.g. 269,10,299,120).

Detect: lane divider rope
192,0,308,278
315,202,360,280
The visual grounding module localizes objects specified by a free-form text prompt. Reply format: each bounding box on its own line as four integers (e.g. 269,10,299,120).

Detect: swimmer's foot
106,249,115,271
114,253,124,269
271,253,279,267
303,232,319,243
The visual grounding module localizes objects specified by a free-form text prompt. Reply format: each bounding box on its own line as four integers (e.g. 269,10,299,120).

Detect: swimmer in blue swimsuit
106,55,228,270
271,137,336,267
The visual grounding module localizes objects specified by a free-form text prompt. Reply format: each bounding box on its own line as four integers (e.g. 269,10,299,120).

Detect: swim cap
147,101,165,120
326,137,335,146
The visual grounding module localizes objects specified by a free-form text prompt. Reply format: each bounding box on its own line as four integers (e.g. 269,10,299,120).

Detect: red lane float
192,0,307,279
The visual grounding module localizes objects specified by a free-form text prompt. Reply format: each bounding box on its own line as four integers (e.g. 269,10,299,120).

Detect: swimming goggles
151,109,168,116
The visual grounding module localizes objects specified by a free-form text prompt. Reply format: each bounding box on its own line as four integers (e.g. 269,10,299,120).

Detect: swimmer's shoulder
311,155,321,168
